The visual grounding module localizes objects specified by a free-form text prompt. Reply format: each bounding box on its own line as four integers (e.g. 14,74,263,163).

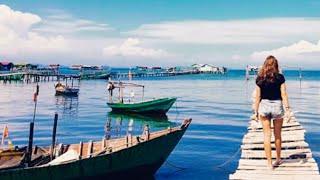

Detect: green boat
106,81,177,114
107,97,177,114
0,119,192,180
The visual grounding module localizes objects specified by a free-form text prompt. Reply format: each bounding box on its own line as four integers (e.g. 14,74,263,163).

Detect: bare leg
260,115,272,167
273,118,283,162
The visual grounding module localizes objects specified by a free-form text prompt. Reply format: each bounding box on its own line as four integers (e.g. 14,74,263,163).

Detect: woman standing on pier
253,55,290,169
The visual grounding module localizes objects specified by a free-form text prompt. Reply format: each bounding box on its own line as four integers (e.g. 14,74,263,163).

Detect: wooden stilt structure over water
230,114,320,180
0,71,82,84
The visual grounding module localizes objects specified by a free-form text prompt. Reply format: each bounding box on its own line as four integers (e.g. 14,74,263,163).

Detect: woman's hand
284,106,292,122
251,111,259,121
253,86,261,122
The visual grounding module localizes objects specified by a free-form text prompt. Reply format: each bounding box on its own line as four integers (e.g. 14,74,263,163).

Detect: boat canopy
111,81,144,89
107,81,145,104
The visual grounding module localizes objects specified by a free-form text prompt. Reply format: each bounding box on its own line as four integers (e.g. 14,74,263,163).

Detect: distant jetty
0,62,227,82
111,64,227,79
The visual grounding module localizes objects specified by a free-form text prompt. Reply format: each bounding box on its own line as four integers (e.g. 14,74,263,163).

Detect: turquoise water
0,70,319,179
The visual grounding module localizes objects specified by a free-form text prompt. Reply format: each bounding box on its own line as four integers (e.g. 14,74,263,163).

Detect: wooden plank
241,141,309,150
248,126,304,133
248,125,304,132
248,121,301,130
245,129,306,137
100,137,106,150
243,135,305,144
241,152,312,159
241,149,312,159
244,134,305,141
238,158,316,166
78,141,83,157
230,169,319,175
87,140,93,157
248,119,299,127
230,173,320,180
243,130,306,138
238,165,319,171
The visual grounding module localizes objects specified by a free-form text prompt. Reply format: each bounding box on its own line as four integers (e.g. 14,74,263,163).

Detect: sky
0,0,320,68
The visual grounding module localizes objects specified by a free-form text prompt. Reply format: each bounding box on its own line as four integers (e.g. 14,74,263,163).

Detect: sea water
0,70,319,179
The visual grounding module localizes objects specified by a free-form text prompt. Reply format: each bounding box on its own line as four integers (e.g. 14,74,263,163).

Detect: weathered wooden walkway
230,114,320,180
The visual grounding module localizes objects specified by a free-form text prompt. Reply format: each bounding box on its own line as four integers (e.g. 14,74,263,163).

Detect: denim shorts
258,99,284,119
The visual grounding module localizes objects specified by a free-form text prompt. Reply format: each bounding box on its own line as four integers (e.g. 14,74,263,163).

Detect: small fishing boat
55,76,80,96
0,146,50,171
0,147,26,170
107,81,177,114
108,97,177,114
0,119,191,179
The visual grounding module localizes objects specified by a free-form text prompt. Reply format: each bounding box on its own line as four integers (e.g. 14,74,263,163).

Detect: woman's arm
280,83,290,111
254,85,261,118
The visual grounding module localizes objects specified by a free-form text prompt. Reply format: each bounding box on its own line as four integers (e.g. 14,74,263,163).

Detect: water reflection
55,96,79,119
105,112,175,140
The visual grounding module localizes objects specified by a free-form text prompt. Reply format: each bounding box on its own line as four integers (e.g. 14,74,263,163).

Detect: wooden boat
108,97,177,114
55,85,79,96
107,81,177,114
0,148,26,170
55,76,80,96
0,146,50,171
0,119,191,180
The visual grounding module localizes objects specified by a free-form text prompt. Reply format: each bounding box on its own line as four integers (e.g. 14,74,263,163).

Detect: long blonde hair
258,55,280,82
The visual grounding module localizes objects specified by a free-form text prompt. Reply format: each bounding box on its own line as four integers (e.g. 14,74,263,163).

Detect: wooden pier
0,71,80,83
0,69,227,83
109,71,200,79
109,70,227,79
230,114,320,180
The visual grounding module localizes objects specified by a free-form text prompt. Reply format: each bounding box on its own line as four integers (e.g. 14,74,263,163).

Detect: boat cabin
107,81,144,103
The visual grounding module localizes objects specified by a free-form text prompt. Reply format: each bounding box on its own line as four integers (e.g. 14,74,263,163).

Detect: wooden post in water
27,84,39,166
299,67,302,89
245,65,249,81
142,86,145,102
27,122,34,166
50,113,59,160
128,69,132,81
71,78,74,88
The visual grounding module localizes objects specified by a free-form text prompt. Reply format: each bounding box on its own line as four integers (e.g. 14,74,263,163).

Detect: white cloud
1,4,169,65
0,5,69,57
102,38,169,58
33,11,112,35
0,5,117,65
1,4,320,67
251,40,320,60
127,18,320,45
0,5,41,36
